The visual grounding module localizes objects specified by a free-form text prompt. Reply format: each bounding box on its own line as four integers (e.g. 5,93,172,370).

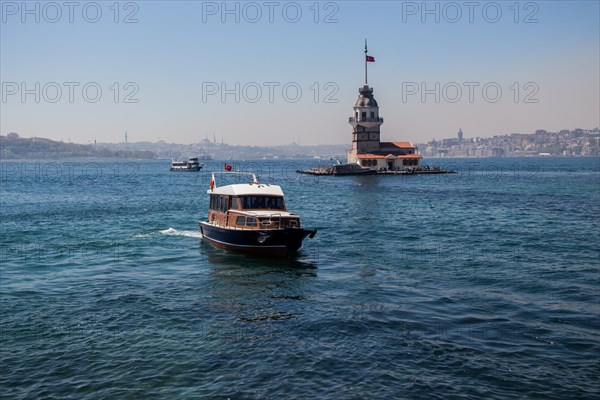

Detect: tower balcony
349,117,384,128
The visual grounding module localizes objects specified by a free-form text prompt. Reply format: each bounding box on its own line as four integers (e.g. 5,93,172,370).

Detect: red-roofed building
347,84,421,170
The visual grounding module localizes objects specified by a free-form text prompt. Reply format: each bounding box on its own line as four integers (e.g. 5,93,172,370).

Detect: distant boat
329,163,378,175
170,157,203,172
199,171,317,256
297,162,377,176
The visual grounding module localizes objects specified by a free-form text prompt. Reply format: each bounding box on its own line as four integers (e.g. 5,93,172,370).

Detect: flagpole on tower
364,39,368,85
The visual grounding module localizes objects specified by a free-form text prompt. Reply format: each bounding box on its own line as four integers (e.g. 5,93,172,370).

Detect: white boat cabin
207,182,301,230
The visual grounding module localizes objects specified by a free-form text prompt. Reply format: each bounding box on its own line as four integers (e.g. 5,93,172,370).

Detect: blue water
1,157,599,399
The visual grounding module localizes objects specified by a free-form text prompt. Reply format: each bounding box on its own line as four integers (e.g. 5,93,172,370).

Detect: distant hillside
98,140,349,160
0,135,156,160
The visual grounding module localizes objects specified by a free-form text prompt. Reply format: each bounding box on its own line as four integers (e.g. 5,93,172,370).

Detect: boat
296,162,377,176
199,172,317,256
328,163,378,176
170,157,203,172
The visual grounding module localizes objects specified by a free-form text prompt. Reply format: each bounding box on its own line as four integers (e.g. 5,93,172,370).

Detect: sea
0,157,598,399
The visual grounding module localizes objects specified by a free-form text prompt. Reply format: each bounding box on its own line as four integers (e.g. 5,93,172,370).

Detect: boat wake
159,228,203,238
134,228,202,239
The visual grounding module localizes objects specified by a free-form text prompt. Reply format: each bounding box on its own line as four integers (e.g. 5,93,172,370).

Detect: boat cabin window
210,194,230,212
236,216,246,226
222,196,229,211
240,196,284,210
246,218,257,227
231,197,240,210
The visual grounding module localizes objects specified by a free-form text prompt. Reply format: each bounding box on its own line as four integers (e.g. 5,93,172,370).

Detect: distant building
7,132,19,139
347,42,421,170
458,128,463,143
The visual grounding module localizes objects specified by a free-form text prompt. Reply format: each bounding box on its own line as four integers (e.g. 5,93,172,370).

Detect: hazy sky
1,0,599,145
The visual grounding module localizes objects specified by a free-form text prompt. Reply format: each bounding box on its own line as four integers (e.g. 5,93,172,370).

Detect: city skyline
2,1,599,146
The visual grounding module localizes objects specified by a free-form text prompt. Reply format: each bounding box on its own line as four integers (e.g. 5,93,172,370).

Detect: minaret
348,40,383,163
125,131,128,143
458,128,463,143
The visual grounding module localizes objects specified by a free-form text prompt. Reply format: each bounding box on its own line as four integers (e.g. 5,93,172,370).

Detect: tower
348,40,383,163
348,85,383,160
458,128,463,143
345,41,422,170
125,131,128,143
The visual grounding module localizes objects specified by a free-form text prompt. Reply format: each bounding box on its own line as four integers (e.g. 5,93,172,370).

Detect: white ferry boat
170,157,203,172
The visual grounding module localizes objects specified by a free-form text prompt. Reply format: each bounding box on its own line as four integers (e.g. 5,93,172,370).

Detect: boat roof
208,183,284,196
236,210,295,217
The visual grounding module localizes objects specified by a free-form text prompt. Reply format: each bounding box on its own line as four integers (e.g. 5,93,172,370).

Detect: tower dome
354,85,378,108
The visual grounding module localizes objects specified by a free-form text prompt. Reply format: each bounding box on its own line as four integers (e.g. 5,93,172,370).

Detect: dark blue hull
199,222,316,256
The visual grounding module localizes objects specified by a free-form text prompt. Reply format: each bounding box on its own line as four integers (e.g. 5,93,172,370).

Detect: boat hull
331,169,377,176
170,167,202,172
199,222,316,256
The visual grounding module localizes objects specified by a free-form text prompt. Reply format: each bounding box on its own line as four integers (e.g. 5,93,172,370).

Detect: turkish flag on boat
224,163,233,171
366,55,375,62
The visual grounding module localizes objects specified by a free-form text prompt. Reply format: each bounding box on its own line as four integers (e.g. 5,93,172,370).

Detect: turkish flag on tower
224,163,233,171
366,55,375,62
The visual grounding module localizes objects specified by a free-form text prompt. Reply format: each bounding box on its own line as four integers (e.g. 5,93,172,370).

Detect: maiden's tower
347,41,422,171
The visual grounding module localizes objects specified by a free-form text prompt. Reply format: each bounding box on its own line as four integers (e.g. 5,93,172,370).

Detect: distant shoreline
1,155,597,163
0,135,156,160
2,129,598,160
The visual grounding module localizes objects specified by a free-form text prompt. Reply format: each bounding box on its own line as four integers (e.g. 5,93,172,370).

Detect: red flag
366,55,375,62
224,163,232,171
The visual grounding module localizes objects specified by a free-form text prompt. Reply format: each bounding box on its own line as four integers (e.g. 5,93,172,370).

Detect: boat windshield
240,196,284,210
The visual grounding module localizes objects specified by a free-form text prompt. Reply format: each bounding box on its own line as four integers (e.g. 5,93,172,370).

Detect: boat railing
269,213,282,229
210,171,258,188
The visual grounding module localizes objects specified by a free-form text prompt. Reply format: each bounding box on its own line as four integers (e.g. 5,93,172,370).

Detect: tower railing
349,117,384,123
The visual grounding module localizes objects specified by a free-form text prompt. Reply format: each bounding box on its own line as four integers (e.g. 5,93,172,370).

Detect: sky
1,0,599,146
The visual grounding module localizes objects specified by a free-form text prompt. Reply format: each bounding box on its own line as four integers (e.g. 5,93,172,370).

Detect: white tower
348,85,383,160
347,40,383,163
